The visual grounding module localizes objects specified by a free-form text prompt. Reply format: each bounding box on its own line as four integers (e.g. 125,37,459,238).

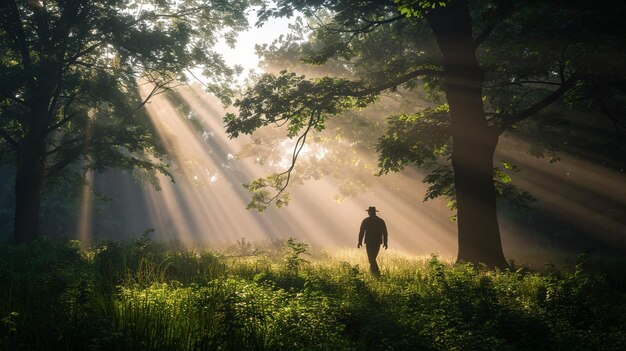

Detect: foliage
377,105,451,174
242,174,292,211
377,104,535,220
0,0,256,240
227,0,626,214
225,71,377,139
394,0,448,18
283,237,310,274
1,237,625,350
0,0,251,174
223,0,626,267
225,70,378,210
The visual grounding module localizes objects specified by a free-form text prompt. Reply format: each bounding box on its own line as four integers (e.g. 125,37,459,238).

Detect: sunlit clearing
67,78,626,269
91,81,626,263
325,248,442,266
131,83,458,256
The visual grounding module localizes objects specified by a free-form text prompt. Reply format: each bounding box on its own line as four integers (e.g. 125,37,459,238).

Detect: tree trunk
427,1,508,268
14,105,48,243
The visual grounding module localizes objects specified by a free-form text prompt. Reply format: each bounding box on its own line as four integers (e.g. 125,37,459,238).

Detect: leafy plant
0,239,624,350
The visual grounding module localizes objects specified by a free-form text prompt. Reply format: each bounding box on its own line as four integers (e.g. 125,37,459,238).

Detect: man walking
358,206,388,277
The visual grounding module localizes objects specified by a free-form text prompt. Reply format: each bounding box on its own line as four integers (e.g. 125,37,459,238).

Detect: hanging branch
497,72,580,134
258,108,320,206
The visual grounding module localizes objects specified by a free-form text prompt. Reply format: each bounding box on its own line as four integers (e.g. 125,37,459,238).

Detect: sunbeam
69,81,624,263
123,83,461,257
76,170,94,246
497,135,626,254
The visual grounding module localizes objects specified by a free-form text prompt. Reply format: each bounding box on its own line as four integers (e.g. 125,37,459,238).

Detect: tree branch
46,136,83,156
486,79,566,89
353,68,445,96
305,13,404,62
473,1,523,49
313,14,404,35
254,64,433,205
133,80,172,114
47,95,77,133
0,128,20,150
498,73,579,134
45,146,83,179
473,21,497,49
260,109,319,206
65,41,106,67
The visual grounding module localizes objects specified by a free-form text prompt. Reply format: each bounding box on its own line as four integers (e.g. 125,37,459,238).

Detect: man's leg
366,244,381,277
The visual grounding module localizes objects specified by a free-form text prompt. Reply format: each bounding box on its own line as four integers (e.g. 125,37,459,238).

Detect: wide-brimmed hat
366,206,379,212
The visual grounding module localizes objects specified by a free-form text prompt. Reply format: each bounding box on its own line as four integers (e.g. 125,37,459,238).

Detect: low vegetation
1,235,625,350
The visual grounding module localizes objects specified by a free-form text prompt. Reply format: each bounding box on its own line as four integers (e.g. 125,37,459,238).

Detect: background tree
225,0,626,267
0,0,253,242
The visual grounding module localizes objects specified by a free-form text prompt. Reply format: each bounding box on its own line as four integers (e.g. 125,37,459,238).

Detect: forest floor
1,236,625,350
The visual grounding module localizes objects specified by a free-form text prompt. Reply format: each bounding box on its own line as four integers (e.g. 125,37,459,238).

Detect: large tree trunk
427,1,508,268
14,104,48,243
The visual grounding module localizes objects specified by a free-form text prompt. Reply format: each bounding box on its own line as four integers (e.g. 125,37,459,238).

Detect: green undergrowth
0,236,625,350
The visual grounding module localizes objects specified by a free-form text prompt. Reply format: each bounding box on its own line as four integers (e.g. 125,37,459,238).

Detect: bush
0,238,624,350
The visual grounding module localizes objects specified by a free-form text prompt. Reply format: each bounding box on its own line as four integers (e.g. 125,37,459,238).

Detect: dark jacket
358,216,388,246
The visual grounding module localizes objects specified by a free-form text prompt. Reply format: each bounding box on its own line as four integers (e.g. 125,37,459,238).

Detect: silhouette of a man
358,206,388,277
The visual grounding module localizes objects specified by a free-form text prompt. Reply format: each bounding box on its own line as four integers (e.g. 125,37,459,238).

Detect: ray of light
76,170,94,246
497,135,626,252
105,81,626,262
76,112,96,246
176,85,458,251
129,83,459,257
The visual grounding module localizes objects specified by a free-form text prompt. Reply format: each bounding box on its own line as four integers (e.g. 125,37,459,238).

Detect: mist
2,82,621,266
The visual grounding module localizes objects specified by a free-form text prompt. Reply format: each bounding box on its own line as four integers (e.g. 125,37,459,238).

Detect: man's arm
358,219,366,248
382,219,388,249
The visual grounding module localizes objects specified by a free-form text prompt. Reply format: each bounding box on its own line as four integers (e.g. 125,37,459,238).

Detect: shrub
0,238,624,350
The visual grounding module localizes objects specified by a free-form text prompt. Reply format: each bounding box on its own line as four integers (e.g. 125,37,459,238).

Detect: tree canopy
225,0,626,266
0,0,255,242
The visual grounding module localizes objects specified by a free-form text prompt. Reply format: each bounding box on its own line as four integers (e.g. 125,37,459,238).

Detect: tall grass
0,236,624,350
